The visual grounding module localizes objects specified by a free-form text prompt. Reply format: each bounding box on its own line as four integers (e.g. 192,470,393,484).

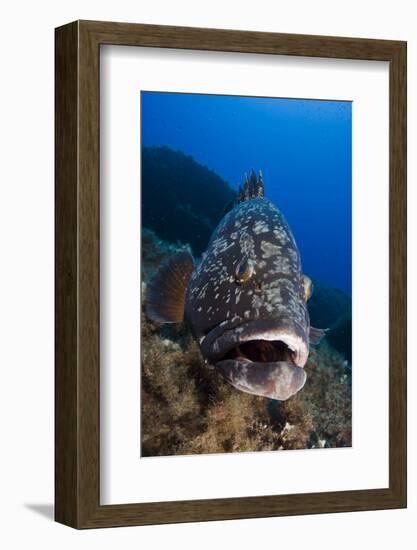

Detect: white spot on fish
252,294,264,309
273,256,292,275
240,234,255,257
253,221,269,234
273,227,291,245
261,241,281,258
197,282,209,299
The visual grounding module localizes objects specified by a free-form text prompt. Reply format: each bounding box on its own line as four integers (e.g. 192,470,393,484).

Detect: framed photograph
55,20,406,528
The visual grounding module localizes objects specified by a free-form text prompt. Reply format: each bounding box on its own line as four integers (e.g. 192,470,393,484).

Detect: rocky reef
141,230,352,457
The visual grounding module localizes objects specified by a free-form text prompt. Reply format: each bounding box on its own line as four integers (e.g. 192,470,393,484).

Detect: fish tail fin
145,250,194,324
238,170,264,202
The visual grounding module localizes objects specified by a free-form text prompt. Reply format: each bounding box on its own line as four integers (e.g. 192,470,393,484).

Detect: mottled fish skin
184,197,310,372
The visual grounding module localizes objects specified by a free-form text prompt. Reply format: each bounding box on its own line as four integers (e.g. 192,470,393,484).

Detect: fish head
185,197,310,400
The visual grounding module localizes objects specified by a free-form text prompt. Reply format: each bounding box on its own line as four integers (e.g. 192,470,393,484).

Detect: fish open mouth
220,339,296,365
200,319,309,368
202,321,309,401
200,319,308,401
215,338,306,401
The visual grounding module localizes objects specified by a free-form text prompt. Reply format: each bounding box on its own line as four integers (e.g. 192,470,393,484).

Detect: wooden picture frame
55,20,407,529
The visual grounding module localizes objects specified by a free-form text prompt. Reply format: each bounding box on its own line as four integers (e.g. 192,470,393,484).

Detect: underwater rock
307,279,351,328
326,314,352,363
141,232,352,456
141,146,237,256
308,280,352,362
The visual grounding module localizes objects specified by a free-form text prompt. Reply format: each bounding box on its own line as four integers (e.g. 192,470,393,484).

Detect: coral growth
141,231,352,457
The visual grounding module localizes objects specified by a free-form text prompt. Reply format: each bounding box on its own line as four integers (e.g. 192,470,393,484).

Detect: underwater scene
141,91,352,457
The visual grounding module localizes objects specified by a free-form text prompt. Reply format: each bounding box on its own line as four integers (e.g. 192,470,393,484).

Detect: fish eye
235,258,254,284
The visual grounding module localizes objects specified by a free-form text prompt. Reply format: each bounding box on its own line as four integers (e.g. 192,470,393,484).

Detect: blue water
141,91,352,295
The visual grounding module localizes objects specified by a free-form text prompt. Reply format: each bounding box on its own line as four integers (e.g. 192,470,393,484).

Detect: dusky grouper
146,171,326,400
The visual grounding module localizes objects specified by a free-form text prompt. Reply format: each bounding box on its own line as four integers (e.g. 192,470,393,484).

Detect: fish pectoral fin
303,275,313,301
309,326,328,345
145,250,194,324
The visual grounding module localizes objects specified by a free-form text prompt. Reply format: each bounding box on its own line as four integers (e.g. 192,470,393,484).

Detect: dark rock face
141,146,237,256
326,314,352,363
308,280,352,362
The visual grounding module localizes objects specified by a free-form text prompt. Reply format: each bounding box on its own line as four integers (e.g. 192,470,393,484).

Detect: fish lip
216,358,307,401
201,319,309,368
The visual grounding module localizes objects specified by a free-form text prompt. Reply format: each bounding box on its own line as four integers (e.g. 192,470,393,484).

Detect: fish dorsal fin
146,251,194,324
309,326,328,345
238,170,264,202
